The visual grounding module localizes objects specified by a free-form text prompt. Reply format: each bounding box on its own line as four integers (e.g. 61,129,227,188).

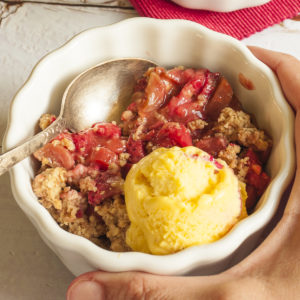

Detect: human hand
66,47,300,300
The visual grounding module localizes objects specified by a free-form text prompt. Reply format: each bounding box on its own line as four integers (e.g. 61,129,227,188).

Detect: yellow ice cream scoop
125,146,247,255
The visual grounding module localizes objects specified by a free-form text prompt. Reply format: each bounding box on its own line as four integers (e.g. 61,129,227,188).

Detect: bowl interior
3,18,295,275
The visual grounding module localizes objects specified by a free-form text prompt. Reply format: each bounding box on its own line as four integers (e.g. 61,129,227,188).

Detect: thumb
66,270,228,300
248,46,300,111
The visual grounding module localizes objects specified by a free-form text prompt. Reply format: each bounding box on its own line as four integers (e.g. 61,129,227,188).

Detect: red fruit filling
195,136,228,157
126,136,146,164
34,143,75,170
34,66,271,215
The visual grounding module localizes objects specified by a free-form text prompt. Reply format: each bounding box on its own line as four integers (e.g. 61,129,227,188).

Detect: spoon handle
0,118,66,176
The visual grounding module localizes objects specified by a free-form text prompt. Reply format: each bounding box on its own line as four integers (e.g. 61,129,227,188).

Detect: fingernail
68,280,105,300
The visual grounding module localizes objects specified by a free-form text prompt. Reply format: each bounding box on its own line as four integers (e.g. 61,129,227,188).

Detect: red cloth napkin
129,0,300,40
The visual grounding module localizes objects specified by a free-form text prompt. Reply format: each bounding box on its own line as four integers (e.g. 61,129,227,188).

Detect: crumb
213,107,252,140
187,119,208,131
95,195,131,252
58,188,86,224
213,107,271,151
61,213,106,245
32,167,67,210
39,113,56,130
79,176,97,193
218,144,250,182
218,143,241,169
52,138,75,151
119,153,130,167
236,157,250,182
237,128,270,151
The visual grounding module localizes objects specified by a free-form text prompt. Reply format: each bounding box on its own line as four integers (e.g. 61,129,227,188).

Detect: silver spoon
0,58,156,176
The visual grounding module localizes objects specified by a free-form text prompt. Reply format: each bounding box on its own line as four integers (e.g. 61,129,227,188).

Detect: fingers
66,270,230,300
282,113,300,216
248,46,300,111
249,47,300,213
227,48,300,274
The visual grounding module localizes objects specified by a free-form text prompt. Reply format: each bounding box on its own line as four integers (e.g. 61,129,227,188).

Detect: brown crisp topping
58,188,86,224
237,128,270,151
32,167,67,210
119,153,130,167
39,113,56,130
52,138,75,151
64,216,106,246
218,144,249,182
187,119,208,131
46,192,106,247
41,157,52,168
79,176,97,193
213,107,271,152
218,144,241,169
236,157,250,182
213,107,252,139
95,195,131,252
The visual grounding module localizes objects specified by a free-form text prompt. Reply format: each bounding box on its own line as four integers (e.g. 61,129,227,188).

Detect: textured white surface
0,2,299,299
243,18,300,60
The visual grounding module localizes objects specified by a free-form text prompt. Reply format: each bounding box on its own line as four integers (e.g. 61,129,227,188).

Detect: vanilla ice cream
125,146,247,255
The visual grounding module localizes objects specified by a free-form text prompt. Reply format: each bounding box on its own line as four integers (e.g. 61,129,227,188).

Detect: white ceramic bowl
171,0,271,12
3,18,295,276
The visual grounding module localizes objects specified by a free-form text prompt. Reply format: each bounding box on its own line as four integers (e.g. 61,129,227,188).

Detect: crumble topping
39,113,56,130
213,107,271,151
187,119,208,131
32,167,67,210
52,137,75,152
94,195,130,252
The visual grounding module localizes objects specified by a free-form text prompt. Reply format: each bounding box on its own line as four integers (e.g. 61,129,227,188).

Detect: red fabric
129,0,300,40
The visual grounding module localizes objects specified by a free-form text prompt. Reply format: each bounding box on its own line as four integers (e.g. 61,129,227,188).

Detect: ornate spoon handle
0,118,66,176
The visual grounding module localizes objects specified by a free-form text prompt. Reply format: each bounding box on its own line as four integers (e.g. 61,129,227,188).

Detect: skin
67,47,300,300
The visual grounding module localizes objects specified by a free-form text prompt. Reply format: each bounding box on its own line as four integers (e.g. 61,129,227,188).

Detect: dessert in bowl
3,18,295,276
32,64,269,255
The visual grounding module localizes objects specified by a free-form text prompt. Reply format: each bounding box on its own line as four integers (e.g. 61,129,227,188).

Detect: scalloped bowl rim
3,18,295,275
171,0,271,12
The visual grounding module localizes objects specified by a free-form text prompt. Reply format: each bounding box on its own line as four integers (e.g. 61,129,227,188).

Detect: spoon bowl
62,58,156,132
0,58,156,176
